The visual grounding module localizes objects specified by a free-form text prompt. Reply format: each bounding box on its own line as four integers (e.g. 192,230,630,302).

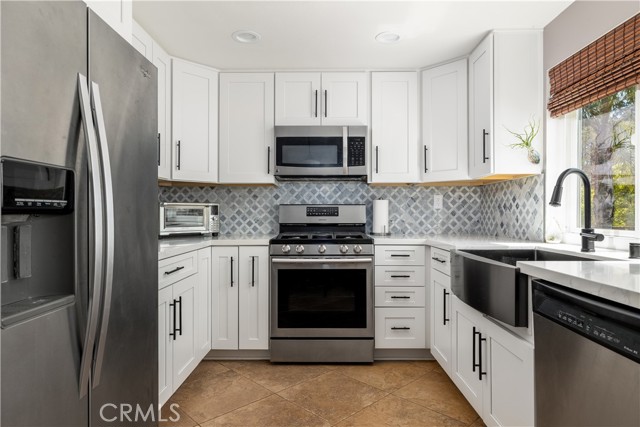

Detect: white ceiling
133,0,572,70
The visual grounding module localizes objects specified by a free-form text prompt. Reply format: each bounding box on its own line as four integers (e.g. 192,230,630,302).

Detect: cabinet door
452,296,484,415
131,21,153,61
85,0,132,42
422,60,469,182
275,73,321,125
153,42,172,180
483,320,534,427
172,274,198,389
211,247,239,349
371,72,419,183
430,270,452,373
238,246,269,350
219,73,275,184
468,34,493,179
321,73,367,126
172,59,218,182
158,286,173,407
195,248,211,360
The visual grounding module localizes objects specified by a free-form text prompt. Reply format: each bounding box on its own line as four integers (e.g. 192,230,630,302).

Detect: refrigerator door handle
89,81,115,389
77,74,105,399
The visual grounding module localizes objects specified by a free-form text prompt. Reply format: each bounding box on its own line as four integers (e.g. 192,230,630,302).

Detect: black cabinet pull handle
324,90,328,118
251,256,256,287
390,275,411,278
169,299,177,340
443,289,450,325
164,266,185,276
267,147,271,174
390,296,411,299
472,326,478,372
391,326,411,330
157,133,161,166
176,296,183,336
424,146,428,172
482,129,490,163
478,333,487,380
432,257,446,264
230,256,234,287
314,90,318,118
391,254,410,258
375,146,379,173
177,140,181,170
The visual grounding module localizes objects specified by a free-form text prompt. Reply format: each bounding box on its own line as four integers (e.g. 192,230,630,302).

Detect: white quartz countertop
159,234,273,260
518,260,640,309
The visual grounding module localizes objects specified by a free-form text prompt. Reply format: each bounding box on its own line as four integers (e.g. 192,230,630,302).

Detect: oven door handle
271,258,373,264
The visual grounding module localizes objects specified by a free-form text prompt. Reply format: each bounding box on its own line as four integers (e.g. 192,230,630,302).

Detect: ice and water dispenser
1,158,75,327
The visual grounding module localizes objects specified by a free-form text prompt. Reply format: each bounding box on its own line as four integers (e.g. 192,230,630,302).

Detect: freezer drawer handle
390,296,411,299
390,275,411,278
443,289,450,325
164,266,185,276
391,326,411,330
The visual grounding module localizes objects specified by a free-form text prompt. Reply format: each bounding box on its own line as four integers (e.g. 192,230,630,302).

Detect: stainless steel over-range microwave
274,126,367,178
160,202,219,236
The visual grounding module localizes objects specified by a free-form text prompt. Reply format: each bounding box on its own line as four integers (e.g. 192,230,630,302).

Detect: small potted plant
506,117,540,164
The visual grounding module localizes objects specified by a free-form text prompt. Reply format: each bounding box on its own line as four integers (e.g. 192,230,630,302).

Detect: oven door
275,135,346,176
270,257,374,338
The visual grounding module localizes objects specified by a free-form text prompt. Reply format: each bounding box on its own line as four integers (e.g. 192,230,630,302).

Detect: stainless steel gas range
269,204,374,362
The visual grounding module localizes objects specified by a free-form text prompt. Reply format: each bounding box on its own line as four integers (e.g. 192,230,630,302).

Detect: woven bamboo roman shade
548,13,640,118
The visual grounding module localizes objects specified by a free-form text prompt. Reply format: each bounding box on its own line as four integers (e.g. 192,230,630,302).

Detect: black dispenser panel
1,158,74,214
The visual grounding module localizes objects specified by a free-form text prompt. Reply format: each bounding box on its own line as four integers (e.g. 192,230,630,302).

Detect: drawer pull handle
390,275,411,278
432,257,446,264
164,266,185,276
391,254,410,258
391,326,411,330
391,296,411,299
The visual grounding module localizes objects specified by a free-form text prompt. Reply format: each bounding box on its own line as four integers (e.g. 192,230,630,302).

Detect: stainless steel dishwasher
532,279,640,427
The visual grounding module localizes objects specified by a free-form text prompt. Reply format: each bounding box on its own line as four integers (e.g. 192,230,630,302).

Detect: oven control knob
340,244,349,254
318,245,327,254
353,245,363,254
281,244,291,254
295,245,305,254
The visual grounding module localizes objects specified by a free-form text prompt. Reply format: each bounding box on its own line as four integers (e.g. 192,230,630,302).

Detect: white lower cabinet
211,246,269,350
158,248,210,407
430,269,453,373
451,295,534,427
375,307,426,349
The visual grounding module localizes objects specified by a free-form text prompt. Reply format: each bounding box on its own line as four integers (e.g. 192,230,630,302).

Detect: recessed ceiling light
232,30,261,44
375,31,401,43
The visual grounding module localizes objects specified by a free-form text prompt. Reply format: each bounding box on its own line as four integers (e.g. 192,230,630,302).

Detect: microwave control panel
347,137,366,167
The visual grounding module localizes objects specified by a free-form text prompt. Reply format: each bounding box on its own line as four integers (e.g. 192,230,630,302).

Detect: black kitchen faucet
549,168,605,252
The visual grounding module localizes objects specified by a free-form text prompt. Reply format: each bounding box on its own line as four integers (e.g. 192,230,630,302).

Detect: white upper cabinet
275,72,367,126
154,42,172,180
85,0,132,42
422,59,469,182
172,58,218,182
468,31,543,179
219,73,275,184
131,21,153,61
370,72,419,183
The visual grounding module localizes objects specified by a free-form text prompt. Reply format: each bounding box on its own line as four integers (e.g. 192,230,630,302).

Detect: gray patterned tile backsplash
159,175,544,241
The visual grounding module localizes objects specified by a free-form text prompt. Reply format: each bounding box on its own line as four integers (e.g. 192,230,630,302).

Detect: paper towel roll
373,199,390,235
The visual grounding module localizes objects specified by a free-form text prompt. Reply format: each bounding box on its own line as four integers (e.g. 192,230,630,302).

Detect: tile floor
161,360,484,427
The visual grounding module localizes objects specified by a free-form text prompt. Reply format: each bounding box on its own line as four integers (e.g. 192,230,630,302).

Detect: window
577,87,636,231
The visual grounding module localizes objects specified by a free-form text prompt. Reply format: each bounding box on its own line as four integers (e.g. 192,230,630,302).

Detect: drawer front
374,266,425,287
375,286,426,307
375,245,425,266
374,308,426,349
431,247,451,275
158,251,198,289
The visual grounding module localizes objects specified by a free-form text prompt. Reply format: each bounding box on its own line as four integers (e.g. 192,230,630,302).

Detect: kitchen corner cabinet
85,0,132,42
370,72,419,183
275,72,367,126
374,245,427,349
468,31,543,179
451,296,534,427
172,59,218,182
211,246,269,350
158,248,211,407
430,247,453,374
219,73,275,184
422,60,469,182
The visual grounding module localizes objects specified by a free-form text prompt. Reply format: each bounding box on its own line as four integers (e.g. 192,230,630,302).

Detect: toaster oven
159,202,219,237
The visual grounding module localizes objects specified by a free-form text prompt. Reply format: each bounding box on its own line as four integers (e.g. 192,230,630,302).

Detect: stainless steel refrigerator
1,1,158,426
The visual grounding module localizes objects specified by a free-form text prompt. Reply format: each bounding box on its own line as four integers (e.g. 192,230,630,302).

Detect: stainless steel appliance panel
88,10,158,423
